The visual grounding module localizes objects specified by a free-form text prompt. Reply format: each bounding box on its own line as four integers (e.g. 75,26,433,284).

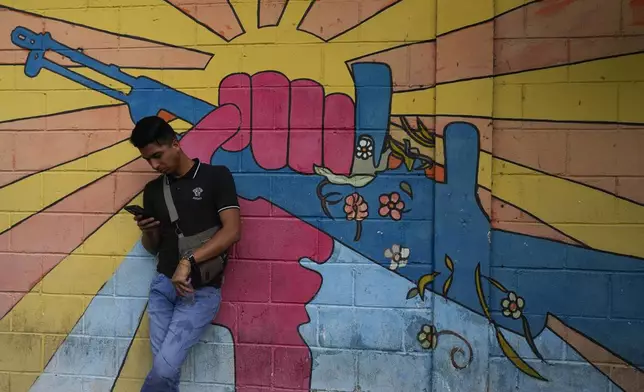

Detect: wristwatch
183,251,198,269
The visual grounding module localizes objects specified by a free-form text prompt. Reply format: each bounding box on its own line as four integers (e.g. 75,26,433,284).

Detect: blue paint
352,62,393,168
12,26,215,125
299,241,615,391
218,120,644,368
31,242,156,388
19,30,644,381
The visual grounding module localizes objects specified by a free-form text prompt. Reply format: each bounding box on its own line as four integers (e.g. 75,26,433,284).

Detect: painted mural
0,0,643,391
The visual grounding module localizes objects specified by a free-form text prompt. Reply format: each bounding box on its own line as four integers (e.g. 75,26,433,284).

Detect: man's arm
141,228,161,255
191,165,241,263
191,208,241,262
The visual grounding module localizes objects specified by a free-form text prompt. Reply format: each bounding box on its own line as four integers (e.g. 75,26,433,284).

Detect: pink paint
219,73,252,152
288,79,324,173
179,104,241,162
323,94,355,175
210,201,333,389
630,0,644,25
251,72,291,170
180,83,342,391
214,72,356,176
535,0,578,16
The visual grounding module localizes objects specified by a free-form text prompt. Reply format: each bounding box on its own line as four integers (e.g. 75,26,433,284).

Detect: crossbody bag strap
162,175,184,237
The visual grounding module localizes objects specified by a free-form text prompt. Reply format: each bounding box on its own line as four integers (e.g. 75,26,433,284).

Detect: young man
129,116,241,391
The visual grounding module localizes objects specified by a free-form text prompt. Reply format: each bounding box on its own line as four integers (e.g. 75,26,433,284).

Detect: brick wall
0,0,643,391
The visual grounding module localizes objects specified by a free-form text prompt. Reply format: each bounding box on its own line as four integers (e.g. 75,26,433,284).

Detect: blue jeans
140,273,222,392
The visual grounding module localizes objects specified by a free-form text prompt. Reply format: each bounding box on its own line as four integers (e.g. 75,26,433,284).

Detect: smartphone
124,205,154,219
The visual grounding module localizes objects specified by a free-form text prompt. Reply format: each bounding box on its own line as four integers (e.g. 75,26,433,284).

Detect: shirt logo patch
192,187,203,200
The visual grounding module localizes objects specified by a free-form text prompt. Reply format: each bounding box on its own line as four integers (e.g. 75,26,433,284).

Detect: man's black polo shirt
142,159,239,287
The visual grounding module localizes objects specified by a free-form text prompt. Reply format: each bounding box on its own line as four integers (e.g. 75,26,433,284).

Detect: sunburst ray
0,118,189,233
297,0,403,41
165,0,244,42
1,0,227,47
259,0,288,27
0,6,212,68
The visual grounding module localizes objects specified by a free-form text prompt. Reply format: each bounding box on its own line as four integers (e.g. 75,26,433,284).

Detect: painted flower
378,192,405,220
417,324,438,350
501,291,525,319
355,136,374,160
344,193,368,221
385,244,410,270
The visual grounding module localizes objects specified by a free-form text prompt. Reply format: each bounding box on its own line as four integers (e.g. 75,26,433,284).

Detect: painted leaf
418,272,440,300
495,326,548,381
442,275,453,297
445,255,454,271
399,181,413,199
475,264,491,320
522,316,546,362
485,276,509,293
314,166,375,187
407,288,419,299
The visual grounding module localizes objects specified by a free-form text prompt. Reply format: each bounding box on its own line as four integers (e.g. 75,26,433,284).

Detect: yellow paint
127,0,433,104
0,91,47,124
437,0,493,35
113,377,145,392
9,373,39,392
136,311,150,338
391,88,435,115
492,159,644,257
0,313,9,332
80,208,143,256
41,255,115,294
112,311,150,391
492,83,522,119
569,53,644,83
10,294,85,334
0,373,7,391
0,67,119,123
118,338,153,379
0,174,44,214
0,333,42,371
498,66,568,84
517,83,619,123
5,1,225,47
43,335,65,368
618,82,644,124
2,0,86,10
430,133,644,257
495,0,537,15
0,117,187,233
436,79,493,117
0,202,144,376
335,0,436,43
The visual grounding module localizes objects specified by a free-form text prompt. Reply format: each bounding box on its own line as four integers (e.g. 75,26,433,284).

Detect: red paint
288,79,324,173
184,76,349,390
535,0,578,16
219,73,252,152
323,93,356,175
250,72,291,170
179,104,241,162
215,72,356,176
212,204,333,390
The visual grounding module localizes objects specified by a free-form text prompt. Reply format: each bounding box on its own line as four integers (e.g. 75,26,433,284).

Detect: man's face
139,140,180,174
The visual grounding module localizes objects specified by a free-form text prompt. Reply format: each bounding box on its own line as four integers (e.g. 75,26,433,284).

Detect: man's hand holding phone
126,205,161,254
125,205,160,232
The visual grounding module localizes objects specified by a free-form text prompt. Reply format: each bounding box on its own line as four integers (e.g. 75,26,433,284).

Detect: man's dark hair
130,116,177,148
